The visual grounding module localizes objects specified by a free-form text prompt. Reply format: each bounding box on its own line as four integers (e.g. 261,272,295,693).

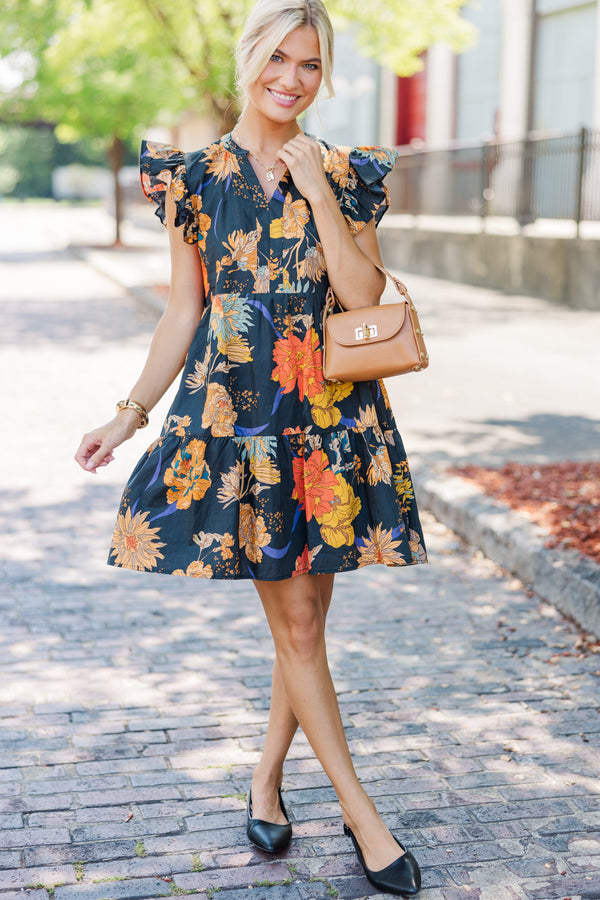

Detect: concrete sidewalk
1,203,600,900
79,204,600,638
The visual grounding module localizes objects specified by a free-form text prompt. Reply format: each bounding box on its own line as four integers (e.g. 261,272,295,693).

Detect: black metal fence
388,127,600,231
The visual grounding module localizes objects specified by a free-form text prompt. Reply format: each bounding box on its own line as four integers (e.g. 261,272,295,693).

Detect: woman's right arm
74,191,205,473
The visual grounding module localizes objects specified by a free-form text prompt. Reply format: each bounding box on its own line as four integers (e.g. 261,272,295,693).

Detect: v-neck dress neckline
226,132,290,206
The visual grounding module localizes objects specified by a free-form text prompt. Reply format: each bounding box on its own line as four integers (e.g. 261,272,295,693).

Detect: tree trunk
108,135,125,246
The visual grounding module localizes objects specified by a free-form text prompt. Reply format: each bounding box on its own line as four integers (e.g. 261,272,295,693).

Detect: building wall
534,1,597,131
303,31,380,146
455,0,502,140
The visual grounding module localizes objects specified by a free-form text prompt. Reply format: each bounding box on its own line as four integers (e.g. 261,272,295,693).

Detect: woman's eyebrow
273,48,321,63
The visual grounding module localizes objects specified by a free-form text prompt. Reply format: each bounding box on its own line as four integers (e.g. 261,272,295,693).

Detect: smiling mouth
267,88,301,104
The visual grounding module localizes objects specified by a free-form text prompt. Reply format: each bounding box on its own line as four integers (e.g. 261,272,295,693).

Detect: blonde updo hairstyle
235,0,335,104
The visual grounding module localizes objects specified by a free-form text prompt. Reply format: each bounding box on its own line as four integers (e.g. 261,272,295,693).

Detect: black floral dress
108,133,427,581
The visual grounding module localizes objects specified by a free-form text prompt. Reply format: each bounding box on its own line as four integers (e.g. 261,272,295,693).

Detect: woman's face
248,25,323,124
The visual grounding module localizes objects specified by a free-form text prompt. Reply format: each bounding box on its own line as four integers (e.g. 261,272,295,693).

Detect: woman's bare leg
250,574,334,825
253,573,402,871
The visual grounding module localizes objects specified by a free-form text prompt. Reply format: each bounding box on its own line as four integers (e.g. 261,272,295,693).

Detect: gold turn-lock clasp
355,323,378,341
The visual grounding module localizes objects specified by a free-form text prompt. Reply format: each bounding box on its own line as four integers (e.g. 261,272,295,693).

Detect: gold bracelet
116,398,149,428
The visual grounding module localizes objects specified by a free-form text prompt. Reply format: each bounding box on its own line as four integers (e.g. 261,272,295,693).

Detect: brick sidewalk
1,206,600,900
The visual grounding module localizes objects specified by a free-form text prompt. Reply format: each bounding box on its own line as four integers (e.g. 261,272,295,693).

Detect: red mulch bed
451,461,600,566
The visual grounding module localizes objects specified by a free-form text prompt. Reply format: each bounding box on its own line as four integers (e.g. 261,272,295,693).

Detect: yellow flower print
218,334,253,363
315,473,361,548
202,383,238,436
310,380,353,429
357,524,406,568
164,439,211,510
239,503,271,563
270,218,283,239
282,193,310,239
172,560,214,578
367,445,392,486
202,143,241,182
394,461,415,514
110,508,165,571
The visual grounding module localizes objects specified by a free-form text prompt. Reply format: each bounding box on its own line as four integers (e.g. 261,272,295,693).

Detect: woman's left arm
277,134,386,309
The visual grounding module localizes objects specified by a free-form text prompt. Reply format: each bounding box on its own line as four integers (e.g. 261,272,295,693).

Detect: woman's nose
280,64,300,89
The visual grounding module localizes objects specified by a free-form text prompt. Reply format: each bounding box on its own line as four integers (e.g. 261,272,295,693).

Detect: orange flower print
323,148,351,186
172,560,214,578
292,449,338,520
110,508,165,571
272,328,324,402
157,165,186,201
191,194,211,251
221,225,261,275
239,503,271,563
315,473,361,548
164,439,212,509
282,193,310,238
357,524,406,568
219,533,235,560
202,143,241,182
202,383,237,436
292,543,322,576
367,445,392,486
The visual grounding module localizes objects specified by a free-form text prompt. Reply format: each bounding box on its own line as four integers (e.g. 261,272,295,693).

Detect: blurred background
2,0,599,308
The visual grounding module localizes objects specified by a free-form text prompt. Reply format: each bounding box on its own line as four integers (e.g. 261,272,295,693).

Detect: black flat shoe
344,824,421,896
246,788,292,853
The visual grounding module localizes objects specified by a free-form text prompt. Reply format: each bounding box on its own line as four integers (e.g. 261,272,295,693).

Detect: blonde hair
235,0,335,103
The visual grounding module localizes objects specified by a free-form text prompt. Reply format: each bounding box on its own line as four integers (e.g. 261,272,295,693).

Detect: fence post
480,141,489,226
517,137,534,226
575,126,587,236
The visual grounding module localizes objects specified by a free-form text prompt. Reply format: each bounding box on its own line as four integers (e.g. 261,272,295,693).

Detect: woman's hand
74,408,141,474
277,134,330,205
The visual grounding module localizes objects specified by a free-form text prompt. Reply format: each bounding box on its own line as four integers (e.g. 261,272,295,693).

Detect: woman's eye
270,54,282,62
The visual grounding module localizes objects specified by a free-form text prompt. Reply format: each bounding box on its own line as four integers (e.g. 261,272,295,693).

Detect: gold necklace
232,128,280,182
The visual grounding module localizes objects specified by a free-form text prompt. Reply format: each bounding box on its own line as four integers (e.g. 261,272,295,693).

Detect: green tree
0,0,474,241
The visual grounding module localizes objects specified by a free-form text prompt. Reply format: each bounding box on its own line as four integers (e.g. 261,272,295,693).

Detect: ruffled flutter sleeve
341,146,399,235
140,140,197,244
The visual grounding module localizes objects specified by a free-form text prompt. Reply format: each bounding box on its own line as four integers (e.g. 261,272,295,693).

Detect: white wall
303,30,380,146
455,0,502,140
534,2,597,132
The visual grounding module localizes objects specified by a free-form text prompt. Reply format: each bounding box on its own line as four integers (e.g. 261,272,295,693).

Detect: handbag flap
326,300,408,347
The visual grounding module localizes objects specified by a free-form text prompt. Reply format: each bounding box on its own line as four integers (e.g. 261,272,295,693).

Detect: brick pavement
1,206,600,900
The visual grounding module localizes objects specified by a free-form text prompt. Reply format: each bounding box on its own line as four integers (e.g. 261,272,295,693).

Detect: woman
75,0,426,894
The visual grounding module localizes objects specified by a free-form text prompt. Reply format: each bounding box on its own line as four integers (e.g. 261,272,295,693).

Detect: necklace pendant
266,169,275,182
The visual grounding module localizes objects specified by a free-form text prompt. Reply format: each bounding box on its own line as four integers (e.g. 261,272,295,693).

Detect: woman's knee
280,600,324,661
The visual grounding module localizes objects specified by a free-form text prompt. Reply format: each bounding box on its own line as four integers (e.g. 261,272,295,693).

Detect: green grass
308,877,338,898
134,840,147,858
92,876,128,884
191,855,205,872
73,862,85,883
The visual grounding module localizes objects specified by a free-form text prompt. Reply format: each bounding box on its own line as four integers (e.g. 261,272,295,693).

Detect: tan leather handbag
322,266,429,383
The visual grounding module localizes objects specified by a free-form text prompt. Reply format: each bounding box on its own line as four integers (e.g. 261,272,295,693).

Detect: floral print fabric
108,133,427,580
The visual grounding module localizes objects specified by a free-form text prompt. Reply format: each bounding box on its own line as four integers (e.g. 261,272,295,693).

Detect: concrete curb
415,466,600,639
